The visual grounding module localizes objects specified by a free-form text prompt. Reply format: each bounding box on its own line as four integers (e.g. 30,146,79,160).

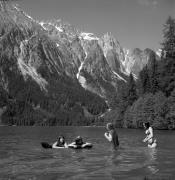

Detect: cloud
138,0,159,7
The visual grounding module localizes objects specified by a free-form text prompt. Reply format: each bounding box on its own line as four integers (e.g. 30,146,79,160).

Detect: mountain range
0,1,160,125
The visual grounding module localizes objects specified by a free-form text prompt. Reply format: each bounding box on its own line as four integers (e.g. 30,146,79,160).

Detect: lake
0,126,175,180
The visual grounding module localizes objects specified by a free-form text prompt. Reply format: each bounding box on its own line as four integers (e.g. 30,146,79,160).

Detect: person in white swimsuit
143,122,157,148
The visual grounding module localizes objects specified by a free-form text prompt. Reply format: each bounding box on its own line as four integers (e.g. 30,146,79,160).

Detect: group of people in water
52,135,92,149
51,122,157,149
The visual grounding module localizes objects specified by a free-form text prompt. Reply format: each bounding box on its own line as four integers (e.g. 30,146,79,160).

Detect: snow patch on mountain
78,76,86,89
76,61,87,88
112,71,127,83
54,25,63,32
39,21,63,32
80,32,99,41
76,61,84,79
39,21,47,30
122,48,133,75
13,5,36,22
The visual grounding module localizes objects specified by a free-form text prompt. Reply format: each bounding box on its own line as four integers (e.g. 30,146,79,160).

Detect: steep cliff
0,2,107,125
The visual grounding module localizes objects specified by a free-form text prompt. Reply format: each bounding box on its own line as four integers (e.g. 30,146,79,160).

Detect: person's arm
64,142,68,148
104,132,112,142
81,143,87,148
143,136,148,142
52,141,67,149
52,141,58,148
68,142,77,148
68,142,76,146
81,142,91,147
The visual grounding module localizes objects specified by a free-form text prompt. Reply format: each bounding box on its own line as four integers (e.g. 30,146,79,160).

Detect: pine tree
167,89,175,129
149,53,159,94
139,65,150,94
162,16,175,58
126,73,138,106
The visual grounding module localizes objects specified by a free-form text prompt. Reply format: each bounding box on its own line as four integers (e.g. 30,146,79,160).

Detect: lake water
0,126,175,180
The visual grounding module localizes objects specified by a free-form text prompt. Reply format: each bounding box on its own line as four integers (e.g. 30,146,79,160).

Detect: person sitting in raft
143,122,157,148
104,123,119,148
52,135,68,148
68,136,92,149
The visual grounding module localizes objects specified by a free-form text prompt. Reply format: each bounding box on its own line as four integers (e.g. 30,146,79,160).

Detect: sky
17,0,175,50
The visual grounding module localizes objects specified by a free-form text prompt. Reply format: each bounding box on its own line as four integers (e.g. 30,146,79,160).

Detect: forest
103,16,175,130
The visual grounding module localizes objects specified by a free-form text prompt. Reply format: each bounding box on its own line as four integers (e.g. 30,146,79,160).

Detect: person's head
58,136,65,144
106,123,114,131
75,136,83,145
143,122,150,129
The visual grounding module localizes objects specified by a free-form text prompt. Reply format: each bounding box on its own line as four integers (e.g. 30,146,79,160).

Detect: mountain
39,19,129,102
123,48,160,77
40,18,160,96
0,1,107,126
0,1,160,125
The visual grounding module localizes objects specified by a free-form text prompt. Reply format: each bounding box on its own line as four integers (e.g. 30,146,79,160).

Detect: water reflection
1,127,175,180
144,148,159,174
103,144,159,179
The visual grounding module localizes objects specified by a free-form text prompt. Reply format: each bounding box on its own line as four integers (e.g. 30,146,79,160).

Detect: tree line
103,16,175,130
0,72,107,125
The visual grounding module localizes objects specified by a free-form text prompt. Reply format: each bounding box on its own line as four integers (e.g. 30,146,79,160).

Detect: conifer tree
149,53,159,94
139,65,150,94
162,16,175,58
126,73,138,106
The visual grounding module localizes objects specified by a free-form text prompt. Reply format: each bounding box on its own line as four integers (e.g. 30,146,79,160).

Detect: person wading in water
104,123,119,149
143,122,157,148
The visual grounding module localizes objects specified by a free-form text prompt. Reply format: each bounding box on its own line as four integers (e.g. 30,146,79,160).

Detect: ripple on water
0,127,175,180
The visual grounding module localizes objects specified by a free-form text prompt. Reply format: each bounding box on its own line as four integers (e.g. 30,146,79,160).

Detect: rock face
0,1,159,125
39,20,129,100
0,2,107,125
123,48,160,77
39,18,159,99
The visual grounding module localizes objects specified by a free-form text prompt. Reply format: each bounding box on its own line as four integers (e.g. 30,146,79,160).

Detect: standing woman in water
143,122,157,148
104,123,119,149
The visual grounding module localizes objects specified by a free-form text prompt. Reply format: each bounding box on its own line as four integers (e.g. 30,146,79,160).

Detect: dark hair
58,136,65,145
75,136,83,145
106,123,114,130
144,122,150,129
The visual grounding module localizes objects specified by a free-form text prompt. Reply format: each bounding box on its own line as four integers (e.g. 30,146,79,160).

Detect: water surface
0,126,175,180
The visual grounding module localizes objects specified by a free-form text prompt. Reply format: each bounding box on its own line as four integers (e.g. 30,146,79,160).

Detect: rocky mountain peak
101,32,120,47
132,48,142,55
123,47,159,77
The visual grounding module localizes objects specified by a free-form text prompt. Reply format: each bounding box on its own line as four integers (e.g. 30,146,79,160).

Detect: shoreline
0,124,174,130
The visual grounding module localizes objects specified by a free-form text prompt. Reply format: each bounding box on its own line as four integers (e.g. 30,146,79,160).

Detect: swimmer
52,136,68,148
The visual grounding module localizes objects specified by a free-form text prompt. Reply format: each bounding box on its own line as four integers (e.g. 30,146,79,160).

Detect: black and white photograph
0,0,175,179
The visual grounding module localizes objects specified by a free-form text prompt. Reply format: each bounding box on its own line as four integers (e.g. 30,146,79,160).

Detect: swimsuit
145,128,154,144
